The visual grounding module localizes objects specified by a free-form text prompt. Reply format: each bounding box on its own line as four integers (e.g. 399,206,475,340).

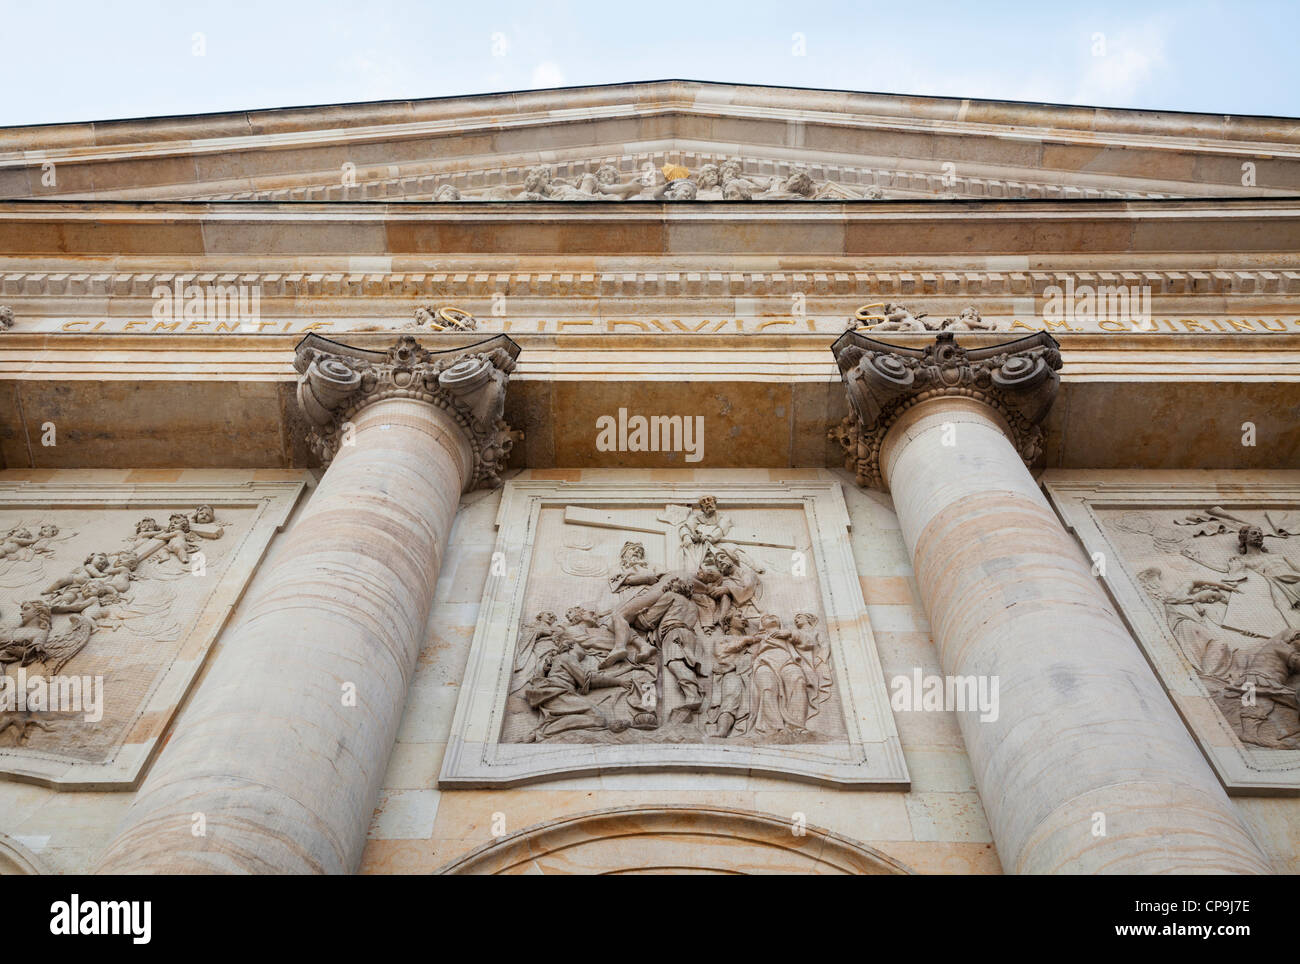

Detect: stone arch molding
437,805,914,875
0,833,51,874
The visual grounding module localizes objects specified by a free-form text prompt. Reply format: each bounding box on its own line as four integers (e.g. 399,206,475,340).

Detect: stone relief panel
0,480,303,788
503,500,846,745
1046,475,1300,793
428,159,894,203
440,478,908,787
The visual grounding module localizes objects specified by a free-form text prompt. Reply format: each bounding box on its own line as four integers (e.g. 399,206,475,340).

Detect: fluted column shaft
882,396,1270,873
96,396,472,873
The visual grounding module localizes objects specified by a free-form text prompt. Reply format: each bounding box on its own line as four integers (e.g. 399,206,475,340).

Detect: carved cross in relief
562,501,797,572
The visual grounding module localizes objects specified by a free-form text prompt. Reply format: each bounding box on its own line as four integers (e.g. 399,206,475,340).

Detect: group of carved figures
433,160,888,203
1125,506,1300,749
511,497,833,744
0,506,223,689
848,303,1011,333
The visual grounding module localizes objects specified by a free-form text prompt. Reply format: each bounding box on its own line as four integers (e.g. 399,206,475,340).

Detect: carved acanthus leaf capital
294,333,522,488
829,331,1062,488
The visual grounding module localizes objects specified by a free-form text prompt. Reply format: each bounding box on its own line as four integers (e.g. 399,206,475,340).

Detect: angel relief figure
0,600,93,746
114,506,223,640
0,599,55,666
41,549,136,610
133,514,204,568
43,551,116,596
0,522,71,591
0,525,40,560
938,307,1011,332
0,599,95,675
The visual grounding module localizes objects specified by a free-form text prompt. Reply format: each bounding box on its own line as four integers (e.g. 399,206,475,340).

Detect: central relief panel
440,478,908,787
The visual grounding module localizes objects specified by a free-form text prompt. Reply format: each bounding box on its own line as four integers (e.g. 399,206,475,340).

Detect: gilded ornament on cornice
848,303,1012,333
407,305,478,331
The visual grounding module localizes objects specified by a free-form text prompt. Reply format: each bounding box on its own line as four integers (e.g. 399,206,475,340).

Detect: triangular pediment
1,80,1297,203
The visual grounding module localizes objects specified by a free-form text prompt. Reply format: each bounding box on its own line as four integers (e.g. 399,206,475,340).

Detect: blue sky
2,0,1297,126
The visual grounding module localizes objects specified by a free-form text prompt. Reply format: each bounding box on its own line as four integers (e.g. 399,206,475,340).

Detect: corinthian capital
829,330,1062,488
293,333,522,488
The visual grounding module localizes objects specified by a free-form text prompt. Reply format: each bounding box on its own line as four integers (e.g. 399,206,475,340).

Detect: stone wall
359,468,999,875
4,465,1299,874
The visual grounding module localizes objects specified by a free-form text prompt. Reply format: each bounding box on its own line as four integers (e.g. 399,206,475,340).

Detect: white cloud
1072,23,1169,107
531,61,565,88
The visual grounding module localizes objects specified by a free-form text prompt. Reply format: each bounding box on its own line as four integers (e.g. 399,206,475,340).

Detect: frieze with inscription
39,314,1300,336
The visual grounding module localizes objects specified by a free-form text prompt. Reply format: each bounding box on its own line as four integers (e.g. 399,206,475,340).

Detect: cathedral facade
0,80,1297,874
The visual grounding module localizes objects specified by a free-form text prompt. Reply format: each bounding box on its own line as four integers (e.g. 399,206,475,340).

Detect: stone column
831,330,1269,874
96,333,520,874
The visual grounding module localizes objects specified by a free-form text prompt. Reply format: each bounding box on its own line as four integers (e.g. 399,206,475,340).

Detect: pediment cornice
183,150,1180,203
5,80,1298,152
1,80,1297,203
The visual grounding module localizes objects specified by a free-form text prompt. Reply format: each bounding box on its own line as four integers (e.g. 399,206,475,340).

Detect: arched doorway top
438,804,914,875
0,833,51,875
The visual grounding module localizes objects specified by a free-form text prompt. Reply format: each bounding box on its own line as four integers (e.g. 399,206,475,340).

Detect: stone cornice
2,81,1296,206
294,332,521,488
2,264,1298,301
4,80,1296,155
830,330,1062,488
3,331,1299,384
